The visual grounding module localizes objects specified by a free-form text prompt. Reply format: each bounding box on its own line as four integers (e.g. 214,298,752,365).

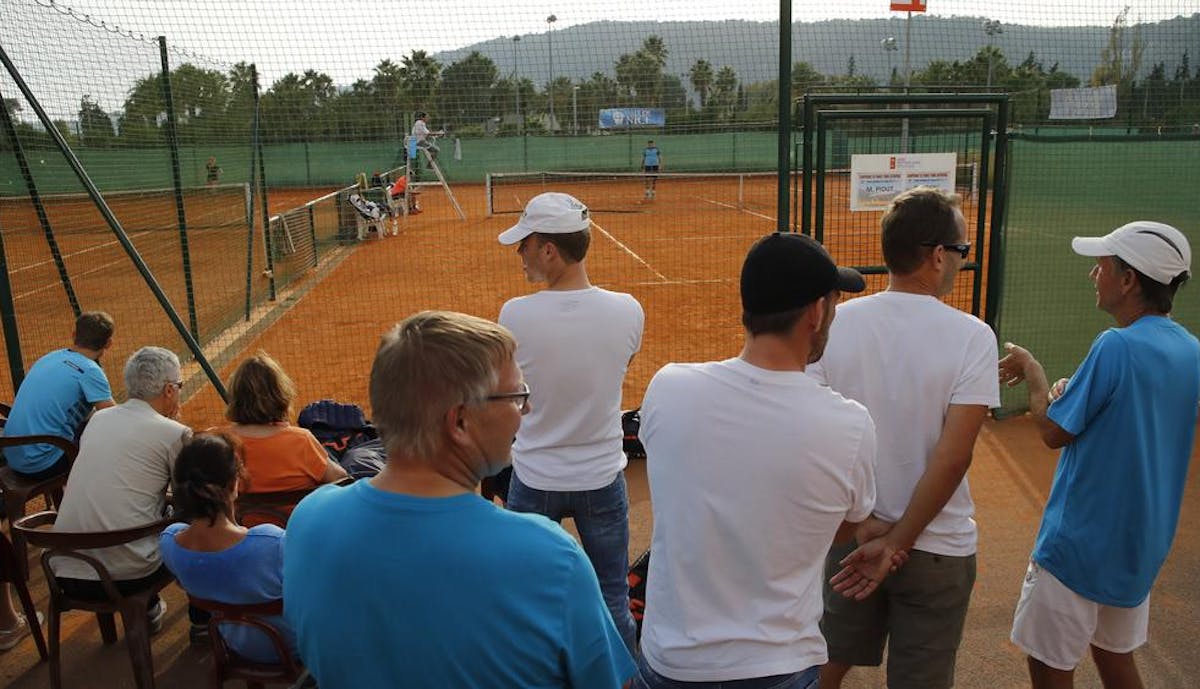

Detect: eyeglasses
486,381,531,409
921,241,971,259
169,380,184,390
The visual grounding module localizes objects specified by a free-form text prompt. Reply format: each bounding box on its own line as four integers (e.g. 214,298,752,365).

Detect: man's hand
830,535,908,600
999,342,1042,388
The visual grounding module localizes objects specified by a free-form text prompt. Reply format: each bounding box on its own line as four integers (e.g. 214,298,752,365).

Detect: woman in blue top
160,432,297,664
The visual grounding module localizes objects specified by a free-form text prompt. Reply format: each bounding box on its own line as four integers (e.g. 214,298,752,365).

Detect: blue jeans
507,471,638,654
633,654,819,689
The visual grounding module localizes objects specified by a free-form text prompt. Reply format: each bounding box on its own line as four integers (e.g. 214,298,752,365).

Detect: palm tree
690,59,714,108
400,50,443,113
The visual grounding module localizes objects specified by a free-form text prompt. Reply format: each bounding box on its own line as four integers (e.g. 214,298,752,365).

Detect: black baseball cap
741,232,865,315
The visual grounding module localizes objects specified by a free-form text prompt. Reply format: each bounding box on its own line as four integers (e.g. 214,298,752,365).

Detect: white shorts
1010,561,1149,671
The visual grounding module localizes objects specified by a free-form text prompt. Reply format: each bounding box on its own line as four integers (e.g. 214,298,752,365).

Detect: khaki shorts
821,543,976,689
1010,561,1148,671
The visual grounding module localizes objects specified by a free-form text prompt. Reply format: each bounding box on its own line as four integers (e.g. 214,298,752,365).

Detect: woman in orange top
222,352,346,525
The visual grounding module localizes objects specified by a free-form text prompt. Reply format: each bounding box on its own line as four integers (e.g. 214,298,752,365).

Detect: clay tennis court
0,177,1194,687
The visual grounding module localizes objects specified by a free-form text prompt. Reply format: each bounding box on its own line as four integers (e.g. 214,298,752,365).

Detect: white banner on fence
1049,85,1118,120
849,153,957,212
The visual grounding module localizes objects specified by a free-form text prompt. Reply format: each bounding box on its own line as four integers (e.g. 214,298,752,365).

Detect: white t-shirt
808,290,999,556
639,358,876,681
499,287,644,491
411,118,431,143
53,399,191,580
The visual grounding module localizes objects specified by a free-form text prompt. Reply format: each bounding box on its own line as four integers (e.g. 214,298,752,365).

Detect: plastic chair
234,477,354,528
13,511,176,689
0,528,47,660
187,596,305,689
0,434,78,580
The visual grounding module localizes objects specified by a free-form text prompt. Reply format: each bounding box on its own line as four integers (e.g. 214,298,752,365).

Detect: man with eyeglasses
284,311,634,688
637,232,874,689
49,346,191,636
999,222,1197,689
809,186,1000,689
494,191,645,654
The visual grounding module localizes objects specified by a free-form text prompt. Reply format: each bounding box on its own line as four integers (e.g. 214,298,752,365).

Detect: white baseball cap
1071,221,1191,285
497,192,591,245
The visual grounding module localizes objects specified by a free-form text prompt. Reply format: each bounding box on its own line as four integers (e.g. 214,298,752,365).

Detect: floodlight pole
511,36,522,135
983,20,1003,88
572,85,580,135
547,15,557,132
776,0,792,234
902,11,912,153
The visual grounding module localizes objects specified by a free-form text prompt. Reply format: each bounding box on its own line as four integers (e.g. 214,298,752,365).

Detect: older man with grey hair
52,346,192,634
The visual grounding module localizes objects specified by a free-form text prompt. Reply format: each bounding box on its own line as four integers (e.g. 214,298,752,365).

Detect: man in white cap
1000,221,1199,689
496,192,644,653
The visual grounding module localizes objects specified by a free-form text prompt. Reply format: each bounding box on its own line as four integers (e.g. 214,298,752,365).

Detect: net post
486,173,493,216
158,36,200,342
738,174,745,210
0,83,80,318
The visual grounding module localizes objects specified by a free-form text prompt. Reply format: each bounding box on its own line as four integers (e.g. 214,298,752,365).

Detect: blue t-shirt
160,523,296,664
284,480,635,689
4,349,111,473
1037,316,1200,607
642,146,660,167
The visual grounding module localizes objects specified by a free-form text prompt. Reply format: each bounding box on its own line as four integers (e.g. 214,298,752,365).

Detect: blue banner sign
598,108,665,129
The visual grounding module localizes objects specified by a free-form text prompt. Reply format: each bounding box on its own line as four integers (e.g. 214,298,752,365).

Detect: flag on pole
890,0,927,11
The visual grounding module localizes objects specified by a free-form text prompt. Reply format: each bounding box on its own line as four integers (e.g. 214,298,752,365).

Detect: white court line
696,196,777,223
590,220,669,283
629,278,731,287
9,228,157,276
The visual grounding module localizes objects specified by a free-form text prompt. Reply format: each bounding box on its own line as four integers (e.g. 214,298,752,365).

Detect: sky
1,0,1195,119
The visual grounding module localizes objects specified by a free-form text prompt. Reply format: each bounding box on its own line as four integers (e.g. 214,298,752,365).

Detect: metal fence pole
158,36,200,341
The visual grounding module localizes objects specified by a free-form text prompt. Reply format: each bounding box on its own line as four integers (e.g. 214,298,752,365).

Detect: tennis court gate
795,94,1010,328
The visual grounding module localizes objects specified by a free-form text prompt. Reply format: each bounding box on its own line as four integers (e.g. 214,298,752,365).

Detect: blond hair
370,311,516,459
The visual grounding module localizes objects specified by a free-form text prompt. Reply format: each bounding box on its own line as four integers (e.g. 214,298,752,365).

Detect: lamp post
572,85,580,135
546,14,557,132
881,36,897,88
511,35,522,135
983,19,1003,88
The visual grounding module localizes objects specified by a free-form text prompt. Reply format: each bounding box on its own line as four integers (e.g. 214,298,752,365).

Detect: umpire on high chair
496,192,644,653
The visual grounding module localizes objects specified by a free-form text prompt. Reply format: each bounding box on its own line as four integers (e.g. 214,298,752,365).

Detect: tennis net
0,183,251,236
486,170,781,216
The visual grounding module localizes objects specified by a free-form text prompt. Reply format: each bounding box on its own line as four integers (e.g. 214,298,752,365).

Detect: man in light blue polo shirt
3,311,116,479
999,221,1199,689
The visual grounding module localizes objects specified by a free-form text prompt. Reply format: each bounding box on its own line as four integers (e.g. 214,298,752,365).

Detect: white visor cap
1071,221,1191,285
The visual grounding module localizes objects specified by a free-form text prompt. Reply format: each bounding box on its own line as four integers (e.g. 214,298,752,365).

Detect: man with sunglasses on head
809,186,1000,689
495,192,645,654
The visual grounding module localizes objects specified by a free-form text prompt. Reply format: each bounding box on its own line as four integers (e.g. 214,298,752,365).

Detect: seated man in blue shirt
999,221,1199,689
284,310,635,689
4,311,116,479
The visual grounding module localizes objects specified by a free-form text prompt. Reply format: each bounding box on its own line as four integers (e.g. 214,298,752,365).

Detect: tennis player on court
641,140,661,199
1000,221,1198,689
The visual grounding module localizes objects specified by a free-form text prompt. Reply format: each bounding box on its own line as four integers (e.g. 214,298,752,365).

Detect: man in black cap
635,232,876,689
